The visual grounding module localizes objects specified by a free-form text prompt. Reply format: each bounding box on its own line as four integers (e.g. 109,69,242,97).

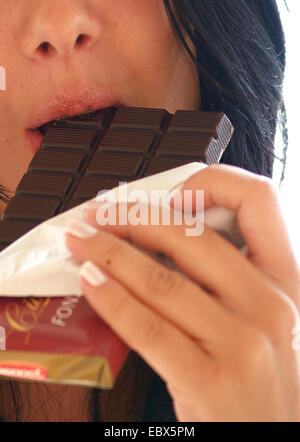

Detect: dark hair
91,0,288,422
164,0,287,179
0,185,10,204
0,0,287,422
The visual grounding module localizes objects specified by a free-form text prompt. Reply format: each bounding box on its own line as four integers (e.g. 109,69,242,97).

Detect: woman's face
0,0,200,214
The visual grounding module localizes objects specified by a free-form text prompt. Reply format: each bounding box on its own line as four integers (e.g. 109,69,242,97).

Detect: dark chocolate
0,106,233,251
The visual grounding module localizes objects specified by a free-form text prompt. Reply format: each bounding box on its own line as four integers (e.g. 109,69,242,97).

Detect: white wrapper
0,162,246,297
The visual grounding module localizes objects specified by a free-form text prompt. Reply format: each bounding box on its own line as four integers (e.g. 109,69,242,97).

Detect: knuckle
269,292,299,332
214,327,273,393
238,326,273,370
146,265,183,297
228,321,272,366
252,177,277,200
139,315,164,347
247,328,271,354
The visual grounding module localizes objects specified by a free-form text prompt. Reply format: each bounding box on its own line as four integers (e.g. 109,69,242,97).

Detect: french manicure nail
80,261,107,287
65,219,98,239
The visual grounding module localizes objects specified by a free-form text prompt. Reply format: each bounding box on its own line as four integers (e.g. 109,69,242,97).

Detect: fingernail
65,219,98,239
80,261,107,287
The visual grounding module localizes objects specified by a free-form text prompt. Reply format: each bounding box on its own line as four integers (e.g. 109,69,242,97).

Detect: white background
274,1,300,261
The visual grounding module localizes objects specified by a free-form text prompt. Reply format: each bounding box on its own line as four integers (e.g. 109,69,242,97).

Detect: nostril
39,41,50,53
35,34,91,58
76,34,92,48
37,41,57,58
76,34,85,45
39,41,51,54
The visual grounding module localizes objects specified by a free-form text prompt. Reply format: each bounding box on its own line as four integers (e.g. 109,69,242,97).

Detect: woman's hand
65,164,300,422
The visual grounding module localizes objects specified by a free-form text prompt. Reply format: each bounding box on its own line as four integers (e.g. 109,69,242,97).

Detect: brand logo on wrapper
0,326,5,350
0,361,48,380
4,297,51,344
0,66,6,91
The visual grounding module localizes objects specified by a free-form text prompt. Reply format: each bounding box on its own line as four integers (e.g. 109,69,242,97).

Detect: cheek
118,5,185,96
107,0,176,72
105,0,200,110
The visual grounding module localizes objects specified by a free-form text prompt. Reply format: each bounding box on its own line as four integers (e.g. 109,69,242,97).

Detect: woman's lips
25,87,125,154
26,88,124,130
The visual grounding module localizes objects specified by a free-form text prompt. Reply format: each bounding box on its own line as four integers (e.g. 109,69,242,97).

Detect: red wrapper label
0,296,129,388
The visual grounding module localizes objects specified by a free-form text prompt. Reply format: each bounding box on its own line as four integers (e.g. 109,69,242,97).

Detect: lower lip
25,129,44,154
25,102,125,154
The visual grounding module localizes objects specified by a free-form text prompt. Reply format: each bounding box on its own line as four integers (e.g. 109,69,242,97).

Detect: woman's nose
21,0,102,60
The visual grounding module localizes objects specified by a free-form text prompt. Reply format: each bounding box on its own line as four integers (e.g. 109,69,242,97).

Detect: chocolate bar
0,106,233,388
0,106,233,252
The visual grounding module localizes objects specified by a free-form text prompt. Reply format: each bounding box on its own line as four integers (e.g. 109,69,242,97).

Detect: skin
67,166,300,421
1,0,300,422
0,0,199,206
0,0,199,421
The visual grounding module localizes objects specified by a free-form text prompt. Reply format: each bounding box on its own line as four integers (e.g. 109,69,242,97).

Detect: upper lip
27,86,124,130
